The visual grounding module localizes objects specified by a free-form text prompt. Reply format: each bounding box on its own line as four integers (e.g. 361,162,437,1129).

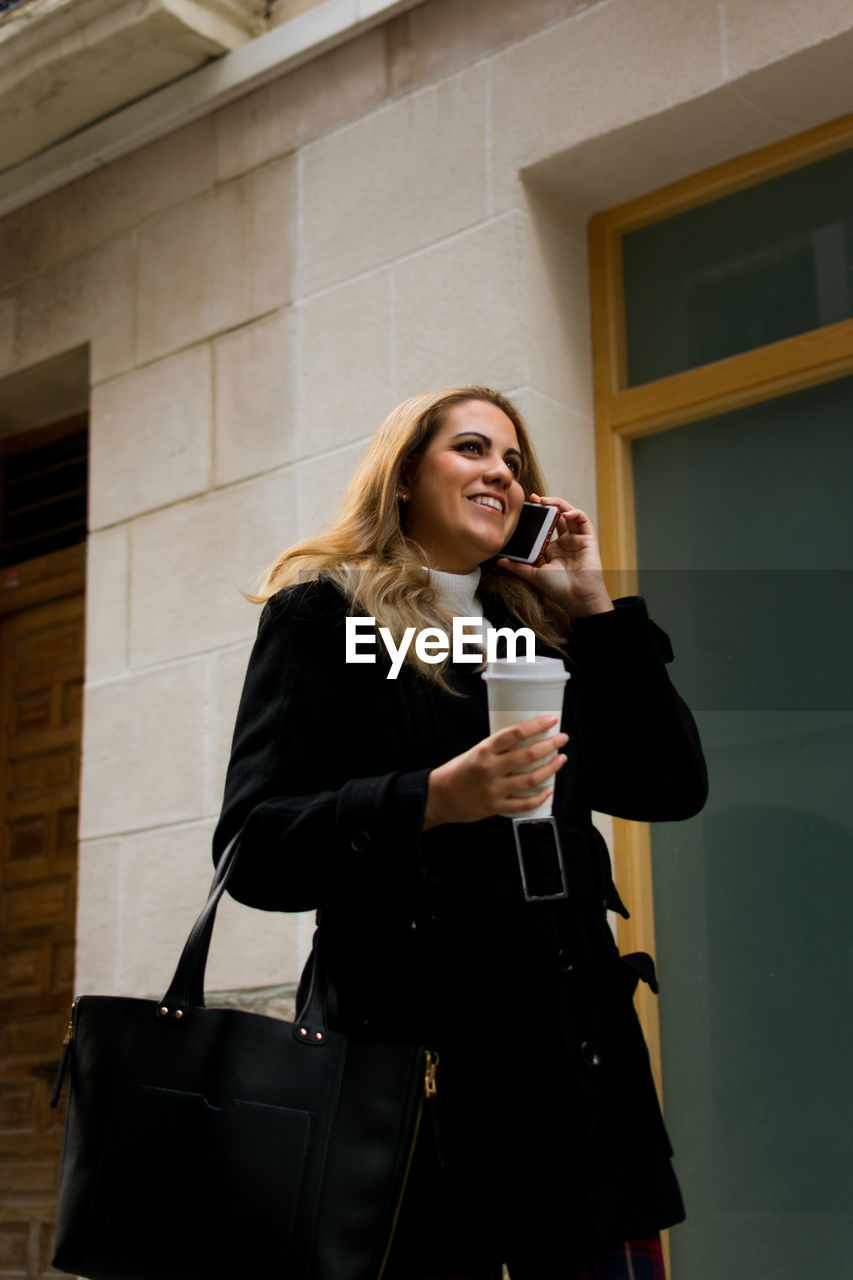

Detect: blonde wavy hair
255,386,571,685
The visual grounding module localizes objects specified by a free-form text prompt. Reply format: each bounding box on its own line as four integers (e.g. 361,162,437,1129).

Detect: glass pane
0,429,88,568
632,375,853,1276
623,148,853,385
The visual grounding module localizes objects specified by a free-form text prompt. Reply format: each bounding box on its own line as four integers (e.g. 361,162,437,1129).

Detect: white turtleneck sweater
425,565,497,653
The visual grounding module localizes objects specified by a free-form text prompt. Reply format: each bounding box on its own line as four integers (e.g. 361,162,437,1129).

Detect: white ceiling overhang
0,0,425,216
0,0,265,171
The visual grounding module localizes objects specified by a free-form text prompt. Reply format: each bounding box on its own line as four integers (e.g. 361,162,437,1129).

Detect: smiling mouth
467,496,505,516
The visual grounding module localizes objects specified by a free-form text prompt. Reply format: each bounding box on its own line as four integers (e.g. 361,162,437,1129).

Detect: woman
213,387,707,1280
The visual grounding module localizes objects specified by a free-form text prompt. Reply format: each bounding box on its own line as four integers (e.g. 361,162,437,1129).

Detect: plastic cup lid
481,655,568,680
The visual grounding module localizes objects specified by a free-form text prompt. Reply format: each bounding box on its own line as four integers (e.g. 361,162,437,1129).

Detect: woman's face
403,399,525,573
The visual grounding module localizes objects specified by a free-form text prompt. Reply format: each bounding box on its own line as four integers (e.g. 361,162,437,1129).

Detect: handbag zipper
424,1050,438,1098
377,1049,438,1279
50,1000,76,1109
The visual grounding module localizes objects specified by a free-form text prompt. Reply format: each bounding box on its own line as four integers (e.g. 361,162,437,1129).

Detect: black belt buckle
511,817,569,903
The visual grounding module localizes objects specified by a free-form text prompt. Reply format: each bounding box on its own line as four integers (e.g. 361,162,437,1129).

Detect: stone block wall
2,0,853,1006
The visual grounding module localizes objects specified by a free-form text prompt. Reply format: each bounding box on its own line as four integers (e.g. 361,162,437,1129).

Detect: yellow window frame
588,109,853,1099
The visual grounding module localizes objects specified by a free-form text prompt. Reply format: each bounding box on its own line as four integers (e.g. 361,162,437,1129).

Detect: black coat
213,579,707,1259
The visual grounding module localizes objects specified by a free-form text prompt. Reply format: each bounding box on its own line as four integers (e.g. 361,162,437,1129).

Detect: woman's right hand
423,714,568,829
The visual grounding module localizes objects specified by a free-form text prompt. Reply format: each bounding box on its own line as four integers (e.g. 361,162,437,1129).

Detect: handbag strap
159,835,331,1045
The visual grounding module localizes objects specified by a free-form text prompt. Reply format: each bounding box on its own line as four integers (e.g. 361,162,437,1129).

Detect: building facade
1,0,852,1274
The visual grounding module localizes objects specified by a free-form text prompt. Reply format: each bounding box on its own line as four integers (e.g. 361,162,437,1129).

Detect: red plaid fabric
578,1235,665,1280
421,1234,665,1280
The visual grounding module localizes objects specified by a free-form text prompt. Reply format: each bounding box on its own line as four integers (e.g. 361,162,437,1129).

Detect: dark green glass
623,148,853,385
632,375,853,1276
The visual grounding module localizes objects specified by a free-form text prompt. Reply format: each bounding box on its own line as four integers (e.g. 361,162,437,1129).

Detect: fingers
429,715,571,828
476,747,566,816
487,725,568,803
529,492,571,509
501,733,567,774
508,748,567,789
493,752,567,814
529,493,585,519
501,790,555,815
529,494,595,534
490,713,561,751
497,780,562,815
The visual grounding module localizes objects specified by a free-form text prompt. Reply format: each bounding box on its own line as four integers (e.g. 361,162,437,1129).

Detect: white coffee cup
481,655,569,818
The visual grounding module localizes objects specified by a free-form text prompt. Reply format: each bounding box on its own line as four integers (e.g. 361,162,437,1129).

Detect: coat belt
421,819,604,907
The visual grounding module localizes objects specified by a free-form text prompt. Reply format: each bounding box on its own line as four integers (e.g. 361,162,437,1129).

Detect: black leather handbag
50,836,436,1280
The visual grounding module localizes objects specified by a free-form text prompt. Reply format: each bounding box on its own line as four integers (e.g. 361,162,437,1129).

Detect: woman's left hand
497,495,615,620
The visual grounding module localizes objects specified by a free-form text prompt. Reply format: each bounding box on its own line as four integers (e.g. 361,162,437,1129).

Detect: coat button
580,1041,601,1067
557,948,574,974
350,830,371,852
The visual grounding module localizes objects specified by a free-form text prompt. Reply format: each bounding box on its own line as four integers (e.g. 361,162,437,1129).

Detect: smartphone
500,501,561,563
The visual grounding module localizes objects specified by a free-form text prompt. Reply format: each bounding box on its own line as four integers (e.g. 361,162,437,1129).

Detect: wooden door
0,588,84,1278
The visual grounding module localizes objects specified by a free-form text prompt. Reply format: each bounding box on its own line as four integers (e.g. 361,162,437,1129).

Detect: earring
397,491,409,502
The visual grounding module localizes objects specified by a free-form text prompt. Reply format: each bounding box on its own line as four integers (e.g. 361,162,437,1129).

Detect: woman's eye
454,440,522,477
